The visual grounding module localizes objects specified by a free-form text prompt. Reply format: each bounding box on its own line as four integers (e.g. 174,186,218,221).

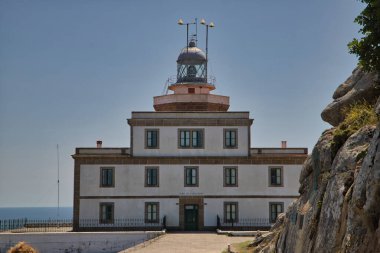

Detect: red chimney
96,140,102,148
281,141,287,148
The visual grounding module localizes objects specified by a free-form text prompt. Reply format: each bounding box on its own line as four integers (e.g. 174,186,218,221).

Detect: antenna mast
177,18,197,52
195,18,198,45
57,144,60,218
200,19,215,83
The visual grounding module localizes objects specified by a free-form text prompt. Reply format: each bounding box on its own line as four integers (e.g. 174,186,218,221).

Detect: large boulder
270,126,376,253
343,122,380,253
252,67,380,253
321,68,379,126
313,125,375,252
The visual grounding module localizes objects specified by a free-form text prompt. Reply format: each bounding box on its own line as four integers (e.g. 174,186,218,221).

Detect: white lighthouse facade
72,35,307,231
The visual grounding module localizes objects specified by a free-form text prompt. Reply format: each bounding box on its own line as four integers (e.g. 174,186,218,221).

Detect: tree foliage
348,0,380,73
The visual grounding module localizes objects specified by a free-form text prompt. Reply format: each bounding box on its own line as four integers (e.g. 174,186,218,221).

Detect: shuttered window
269,202,284,223
270,167,283,186
145,202,159,223
99,203,114,224
145,167,159,187
224,129,238,148
146,129,159,148
224,202,238,223
185,167,198,187
224,167,238,186
100,167,114,187
179,129,204,148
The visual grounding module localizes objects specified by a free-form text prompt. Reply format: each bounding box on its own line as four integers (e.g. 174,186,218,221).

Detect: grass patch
222,240,253,253
330,101,378,157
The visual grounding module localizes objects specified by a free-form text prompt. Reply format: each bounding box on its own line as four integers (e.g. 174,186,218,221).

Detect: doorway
184,204,199,231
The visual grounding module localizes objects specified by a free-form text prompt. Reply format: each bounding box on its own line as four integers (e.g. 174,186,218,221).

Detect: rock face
321,67,379,126
254,69,380,253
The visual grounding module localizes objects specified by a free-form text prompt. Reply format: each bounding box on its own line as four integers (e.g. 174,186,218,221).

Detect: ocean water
0,207,73,220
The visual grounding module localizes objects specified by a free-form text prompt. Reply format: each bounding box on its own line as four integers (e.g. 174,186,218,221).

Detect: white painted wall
203,198,295,226
132,126,249,156
0,231,163,253
79,164,301,224
78,198,296,227
80,199,179,227
80,164,302,197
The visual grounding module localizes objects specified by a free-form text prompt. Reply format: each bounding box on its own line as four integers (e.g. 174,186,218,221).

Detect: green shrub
331,101,378,157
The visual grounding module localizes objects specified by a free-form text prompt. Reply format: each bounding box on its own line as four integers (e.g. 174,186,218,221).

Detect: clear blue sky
0,0,364,208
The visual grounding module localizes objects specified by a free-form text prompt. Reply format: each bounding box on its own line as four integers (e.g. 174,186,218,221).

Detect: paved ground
125,232,254,253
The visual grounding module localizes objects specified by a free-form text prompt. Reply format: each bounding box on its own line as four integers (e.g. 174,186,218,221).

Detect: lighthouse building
72,38,307,231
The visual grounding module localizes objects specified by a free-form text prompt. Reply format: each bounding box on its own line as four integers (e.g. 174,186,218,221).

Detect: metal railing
165,75,216,87
217,216,272,230
0,219,72,233
0,217,166,233
0,216,270,232
79,218,165,229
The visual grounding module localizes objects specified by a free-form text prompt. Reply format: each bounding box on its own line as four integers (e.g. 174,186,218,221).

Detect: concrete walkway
123,232,254,253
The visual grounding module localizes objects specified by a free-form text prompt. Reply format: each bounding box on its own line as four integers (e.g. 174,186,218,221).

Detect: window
224,202,238,223
145,167,159,187
145,129,159,149
269,202,284,223
269,167,283,186
224,129,238,148
188,88,195,93
145,202,159,223
100,167,114,187
99,203,114,224
184,167,198,187
179,129,204,148
224,167,238,187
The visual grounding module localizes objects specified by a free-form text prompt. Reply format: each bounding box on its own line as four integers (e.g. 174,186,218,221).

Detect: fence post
162,216,166,230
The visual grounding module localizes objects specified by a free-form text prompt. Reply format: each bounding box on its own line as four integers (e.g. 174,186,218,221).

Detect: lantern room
153,18,229,112
176,40,207,84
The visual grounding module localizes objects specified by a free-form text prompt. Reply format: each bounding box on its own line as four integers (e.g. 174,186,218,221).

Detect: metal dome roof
177,43,206,64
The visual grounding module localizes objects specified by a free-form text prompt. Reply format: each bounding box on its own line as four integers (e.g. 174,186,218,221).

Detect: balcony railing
165,75,216,87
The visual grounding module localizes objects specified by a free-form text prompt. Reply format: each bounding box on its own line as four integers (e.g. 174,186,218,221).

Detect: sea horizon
0,207,73,220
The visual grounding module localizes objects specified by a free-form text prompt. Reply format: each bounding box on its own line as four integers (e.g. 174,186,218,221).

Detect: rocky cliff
253,68,380,253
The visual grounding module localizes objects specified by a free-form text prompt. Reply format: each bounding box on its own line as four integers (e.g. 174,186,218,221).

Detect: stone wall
0,231,163,253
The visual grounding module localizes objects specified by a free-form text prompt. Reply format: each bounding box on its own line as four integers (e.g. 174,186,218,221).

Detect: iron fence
0,219,72,233
78,218,165,231
218,216,272,230
0,218,166,233
0,216,270,233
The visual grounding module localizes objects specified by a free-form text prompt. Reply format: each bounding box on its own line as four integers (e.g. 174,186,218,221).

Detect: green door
184,204,198,231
